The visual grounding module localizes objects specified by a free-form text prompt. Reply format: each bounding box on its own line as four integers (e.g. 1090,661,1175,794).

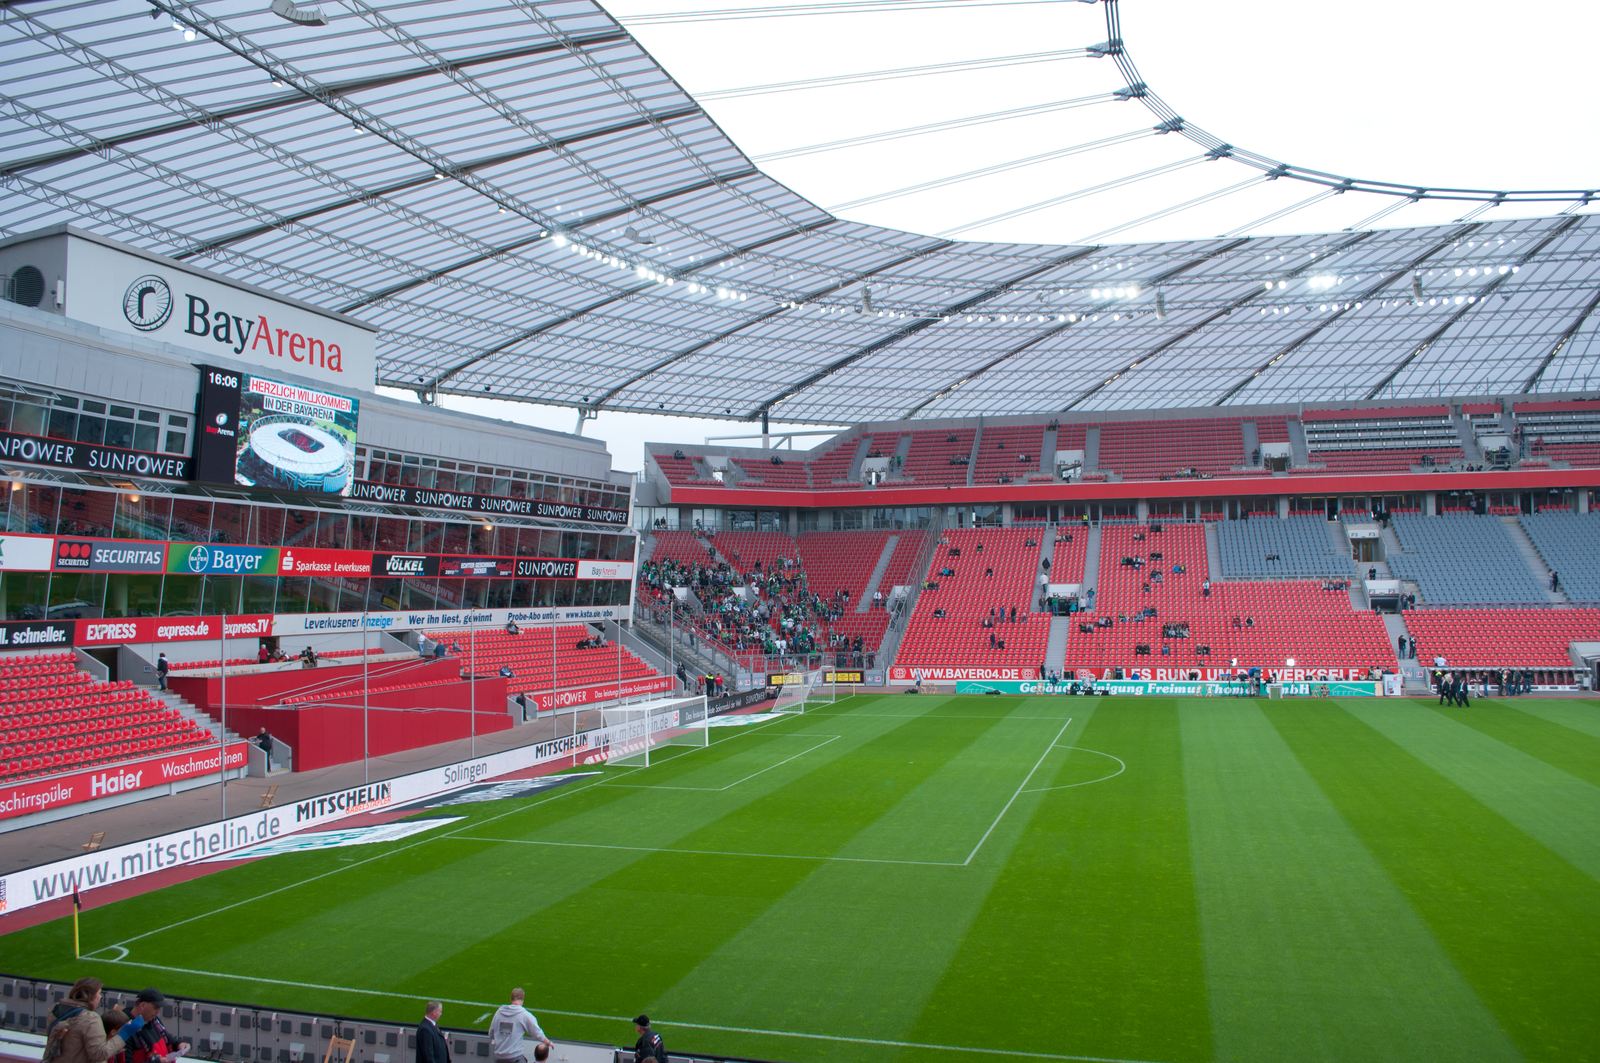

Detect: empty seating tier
714,531,799,573
1405,609,1600,669
1065,524,1392,675
899,429,974,486
0,652,214,783
1389,514,1548,604
731,456,810,489
973,425,1046,484
1096,418,1247,480
1515,398,1600,468
648,530,719,567
1518,512,1600,602
1216,515,1351,579
420,627,661,697
896,528,1049,669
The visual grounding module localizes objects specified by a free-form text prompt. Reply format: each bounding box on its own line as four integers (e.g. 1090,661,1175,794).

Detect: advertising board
66,236,376,390
0,743,249,824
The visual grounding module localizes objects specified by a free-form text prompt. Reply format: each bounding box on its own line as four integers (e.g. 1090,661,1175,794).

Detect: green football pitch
6,693,1600,1063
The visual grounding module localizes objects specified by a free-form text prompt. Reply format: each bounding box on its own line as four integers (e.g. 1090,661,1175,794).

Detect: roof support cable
939,155,1209,238
827,128,1152,212
624,1,1072,26
1346,193,1424,232
1219,186,1344,239
697,48,1094,100
1073,173,1265,244
753,93,1120,162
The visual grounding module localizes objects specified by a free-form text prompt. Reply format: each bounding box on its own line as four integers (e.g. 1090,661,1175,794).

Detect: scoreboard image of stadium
196,365,359,496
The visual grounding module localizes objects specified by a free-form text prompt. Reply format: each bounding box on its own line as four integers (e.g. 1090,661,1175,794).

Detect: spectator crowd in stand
639,550,877,671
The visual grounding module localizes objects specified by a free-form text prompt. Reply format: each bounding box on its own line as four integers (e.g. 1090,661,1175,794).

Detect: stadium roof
2,0,1597,424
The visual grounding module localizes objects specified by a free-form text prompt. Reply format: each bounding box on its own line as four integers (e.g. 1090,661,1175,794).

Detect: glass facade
0,480,635,621
358,445,629,515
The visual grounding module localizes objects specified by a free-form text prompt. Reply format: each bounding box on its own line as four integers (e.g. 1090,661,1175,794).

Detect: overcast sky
435,0,1597,470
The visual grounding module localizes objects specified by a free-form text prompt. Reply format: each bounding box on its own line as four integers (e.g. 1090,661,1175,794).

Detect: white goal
773,668,827,714
599,695,710,767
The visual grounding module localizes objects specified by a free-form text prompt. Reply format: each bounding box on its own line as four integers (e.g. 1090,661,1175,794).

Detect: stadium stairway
1045,614,1072,674
1203,523,1224,582
1379,611,1422,688
1326,519,1352,561
1502,516,1568,604
1287,419,1311,466
855,534,900,613
1041,422,1058,475
1079,522,1103,600
1240,419,1260,465
1454,409,1485,463
1084,425,1100,470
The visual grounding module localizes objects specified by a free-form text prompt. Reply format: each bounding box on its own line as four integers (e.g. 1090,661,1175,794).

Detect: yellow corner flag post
71,885,81,958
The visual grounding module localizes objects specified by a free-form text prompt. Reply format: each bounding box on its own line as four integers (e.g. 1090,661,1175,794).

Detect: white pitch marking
606,735,841,792
1021,747,1127,793
603,704,810,779
88,957,1168,1063
98,772,613,953
448,834,963,867
962,715,1074,866
802,711,1071,721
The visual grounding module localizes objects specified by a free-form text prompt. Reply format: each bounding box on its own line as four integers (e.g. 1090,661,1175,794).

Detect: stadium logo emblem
122,274,173,331
215,412,230,427
186,544,211,573
55,540,95,569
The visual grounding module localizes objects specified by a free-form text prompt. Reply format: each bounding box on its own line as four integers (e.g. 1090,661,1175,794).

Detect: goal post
599,695,710,768
773,668,826,714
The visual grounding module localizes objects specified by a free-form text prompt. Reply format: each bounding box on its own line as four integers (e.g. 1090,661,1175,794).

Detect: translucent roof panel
0,1,1595,424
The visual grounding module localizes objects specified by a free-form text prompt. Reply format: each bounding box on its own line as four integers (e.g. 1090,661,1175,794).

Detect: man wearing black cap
123,989,188,1063
632,1016,664,1063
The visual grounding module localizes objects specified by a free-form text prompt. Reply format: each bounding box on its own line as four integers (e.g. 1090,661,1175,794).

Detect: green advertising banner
166,542,281,577
956,679,1384,697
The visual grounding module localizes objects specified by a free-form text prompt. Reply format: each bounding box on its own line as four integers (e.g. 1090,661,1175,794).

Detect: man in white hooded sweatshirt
489,988,552,1063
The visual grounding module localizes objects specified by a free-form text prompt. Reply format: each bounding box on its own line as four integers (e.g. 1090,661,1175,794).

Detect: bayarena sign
60,231,377,391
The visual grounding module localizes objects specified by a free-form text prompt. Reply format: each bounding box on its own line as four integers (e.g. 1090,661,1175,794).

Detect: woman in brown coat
46,978,145,1063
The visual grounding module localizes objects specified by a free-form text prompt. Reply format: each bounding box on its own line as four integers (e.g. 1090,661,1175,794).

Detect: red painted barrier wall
175,659,513,771
169,657,433,709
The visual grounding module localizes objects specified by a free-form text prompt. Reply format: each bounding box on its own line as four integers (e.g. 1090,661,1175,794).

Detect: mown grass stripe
1343,701,1600,881
1267,701,1600,1062
1415,701,1600,789
646,699,1088,1063
1181,701,1516,1063
1501,697,1600,740
908,699,1212,1063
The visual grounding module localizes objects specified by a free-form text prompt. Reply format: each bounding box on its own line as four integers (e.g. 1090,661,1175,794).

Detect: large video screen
195,366,359,496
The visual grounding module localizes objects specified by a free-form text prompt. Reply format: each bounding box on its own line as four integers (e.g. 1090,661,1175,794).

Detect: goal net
599,695,710,768
773,668,827,714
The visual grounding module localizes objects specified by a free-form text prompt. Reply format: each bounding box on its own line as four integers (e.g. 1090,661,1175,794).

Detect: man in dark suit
418,1002,450,1063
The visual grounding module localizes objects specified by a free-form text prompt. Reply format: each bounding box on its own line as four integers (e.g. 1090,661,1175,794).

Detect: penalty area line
83,772,613,957
86,956,1168,1063
962,715,1073,866
447,834,962,867
605,735,842,792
